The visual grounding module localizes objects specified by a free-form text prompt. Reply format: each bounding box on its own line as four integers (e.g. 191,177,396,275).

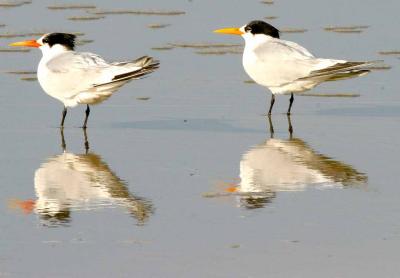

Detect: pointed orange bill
9,39,41,48
214,27,244,35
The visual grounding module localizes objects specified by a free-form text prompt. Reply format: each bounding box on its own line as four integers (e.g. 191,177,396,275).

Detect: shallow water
1,0,400,277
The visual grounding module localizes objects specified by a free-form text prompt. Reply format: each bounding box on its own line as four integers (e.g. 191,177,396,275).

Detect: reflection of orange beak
216,180,239,193
9,39,41,48
225,186,238,193
214,27,244,35
8,199,35,214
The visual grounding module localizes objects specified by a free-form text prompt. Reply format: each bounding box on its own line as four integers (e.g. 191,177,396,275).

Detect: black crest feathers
42,33,76,50
244,20,280,38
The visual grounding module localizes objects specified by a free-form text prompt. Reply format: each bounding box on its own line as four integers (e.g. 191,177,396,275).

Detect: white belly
38,61,80,107
242,49,318,94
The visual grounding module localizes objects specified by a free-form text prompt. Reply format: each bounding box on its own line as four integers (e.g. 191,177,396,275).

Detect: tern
10,33,159,128
214,20,375,115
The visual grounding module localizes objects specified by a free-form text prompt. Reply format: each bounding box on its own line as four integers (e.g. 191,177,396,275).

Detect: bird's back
242,37,341,93
38,51,159,107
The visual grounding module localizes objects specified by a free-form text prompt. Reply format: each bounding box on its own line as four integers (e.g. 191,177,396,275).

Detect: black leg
60,107,67,127
82,105,90,129
287,114,293,138
267,115,274,137
287,93,294,115
268,94,275,115
60,127,66,152
83,128,89,154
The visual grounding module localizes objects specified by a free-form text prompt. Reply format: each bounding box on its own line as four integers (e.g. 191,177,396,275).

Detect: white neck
39,44,72,61
242,33,274,51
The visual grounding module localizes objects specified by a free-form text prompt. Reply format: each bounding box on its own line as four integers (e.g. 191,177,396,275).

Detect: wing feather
41,52,159,105
297,61,379,82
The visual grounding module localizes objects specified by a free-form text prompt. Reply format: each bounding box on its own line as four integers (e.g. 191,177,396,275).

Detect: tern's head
9,32,76,53
214,20,280,43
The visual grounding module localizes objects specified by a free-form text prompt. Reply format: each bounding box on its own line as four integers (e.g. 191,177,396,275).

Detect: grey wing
254,39,315,59
44,53,159,105
46,52,109,72
275,40,315,58
250,40,321,86
45,52,111,98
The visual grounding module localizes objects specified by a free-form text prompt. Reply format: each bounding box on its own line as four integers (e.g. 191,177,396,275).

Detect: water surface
1,0,400,277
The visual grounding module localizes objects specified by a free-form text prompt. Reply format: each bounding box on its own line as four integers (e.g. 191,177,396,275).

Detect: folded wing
297,60,379,82
44,52,159,106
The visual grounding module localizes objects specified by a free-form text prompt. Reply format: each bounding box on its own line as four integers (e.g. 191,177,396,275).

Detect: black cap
42,33,76,50
244,20,280,38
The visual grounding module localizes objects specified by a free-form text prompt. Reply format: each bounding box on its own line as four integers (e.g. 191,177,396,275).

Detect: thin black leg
60,127,66,152
60,107,67,127
267,115,274,137
287,93,294,115
82,105,90,129
268,94,275,115
83,128,89,154
287,114,293,138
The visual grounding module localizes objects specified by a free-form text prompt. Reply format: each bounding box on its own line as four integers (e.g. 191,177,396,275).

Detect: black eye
244,26,252,32
42,38,49,43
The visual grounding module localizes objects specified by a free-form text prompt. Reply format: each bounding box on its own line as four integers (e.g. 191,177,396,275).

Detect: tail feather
131,56,155,67
299,60,380,81
112,59,159,81
75,56,159,105
94,56,159,88
324,70,370,82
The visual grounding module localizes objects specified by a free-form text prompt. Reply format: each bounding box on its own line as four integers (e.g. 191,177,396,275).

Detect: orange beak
9,39,41,48
214,27,244,35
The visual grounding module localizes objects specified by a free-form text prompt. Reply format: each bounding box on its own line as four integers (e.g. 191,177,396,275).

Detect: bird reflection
228,116,367,209
13,129,153,227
